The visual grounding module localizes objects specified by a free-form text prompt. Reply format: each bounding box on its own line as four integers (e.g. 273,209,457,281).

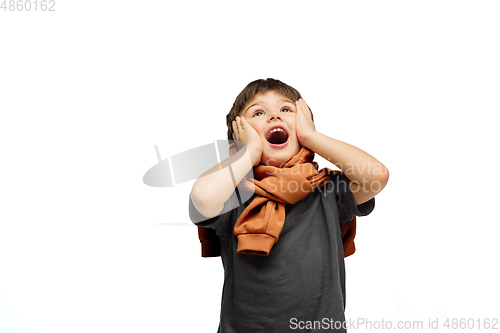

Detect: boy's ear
229,142,238,156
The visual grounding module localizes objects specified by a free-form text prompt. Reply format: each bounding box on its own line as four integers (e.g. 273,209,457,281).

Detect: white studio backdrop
1,1,499,332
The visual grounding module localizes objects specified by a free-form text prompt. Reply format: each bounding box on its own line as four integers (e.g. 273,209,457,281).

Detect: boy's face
240,90,301,167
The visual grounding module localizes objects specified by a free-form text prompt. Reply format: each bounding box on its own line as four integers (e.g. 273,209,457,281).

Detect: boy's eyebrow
243,102,260,114
278,98,295,104
243,98,295,115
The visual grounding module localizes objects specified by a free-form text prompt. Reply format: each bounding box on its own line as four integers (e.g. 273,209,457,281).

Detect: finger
232,120,239,139
300,99,311,115
295,100,302,114
299,101,308,116
236,116,243,132
241,117,252,129
303,99,309,111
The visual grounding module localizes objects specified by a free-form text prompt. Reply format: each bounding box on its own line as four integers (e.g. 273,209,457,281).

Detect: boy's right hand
232,116,263,166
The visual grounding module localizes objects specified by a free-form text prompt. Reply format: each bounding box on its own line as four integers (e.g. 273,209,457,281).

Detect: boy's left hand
295,98,315,147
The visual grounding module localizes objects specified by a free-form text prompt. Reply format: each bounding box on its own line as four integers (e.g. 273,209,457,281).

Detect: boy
189,78,389,332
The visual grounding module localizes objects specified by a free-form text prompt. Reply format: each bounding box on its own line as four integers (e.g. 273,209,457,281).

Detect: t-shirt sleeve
332,172,375,223
188,189,239,229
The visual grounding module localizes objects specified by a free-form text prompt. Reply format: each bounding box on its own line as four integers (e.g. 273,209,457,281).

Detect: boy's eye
253,111,264,117
281,107,292,113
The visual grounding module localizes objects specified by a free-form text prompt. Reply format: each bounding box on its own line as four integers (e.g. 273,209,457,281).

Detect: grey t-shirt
189,172,375,333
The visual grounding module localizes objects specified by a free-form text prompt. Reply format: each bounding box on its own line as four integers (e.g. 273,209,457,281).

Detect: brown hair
226,78,313,141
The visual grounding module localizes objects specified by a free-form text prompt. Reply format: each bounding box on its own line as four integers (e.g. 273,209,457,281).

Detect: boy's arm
191,116,262,218
295,99,389,205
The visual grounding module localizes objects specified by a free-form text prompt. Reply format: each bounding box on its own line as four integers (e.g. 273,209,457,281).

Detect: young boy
189,78,389,332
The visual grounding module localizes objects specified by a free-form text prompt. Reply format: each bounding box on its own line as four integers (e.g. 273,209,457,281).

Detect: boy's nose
268,112,282,122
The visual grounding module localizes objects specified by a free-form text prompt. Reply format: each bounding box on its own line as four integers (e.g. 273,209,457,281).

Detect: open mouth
266,126,289,146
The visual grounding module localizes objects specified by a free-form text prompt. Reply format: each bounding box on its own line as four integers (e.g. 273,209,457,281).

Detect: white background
1,1,499,332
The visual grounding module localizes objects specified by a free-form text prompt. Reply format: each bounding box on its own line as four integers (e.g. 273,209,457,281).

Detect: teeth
270,128,285,133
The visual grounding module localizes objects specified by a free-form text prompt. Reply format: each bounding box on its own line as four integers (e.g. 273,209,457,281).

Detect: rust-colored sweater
197,148,357,258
